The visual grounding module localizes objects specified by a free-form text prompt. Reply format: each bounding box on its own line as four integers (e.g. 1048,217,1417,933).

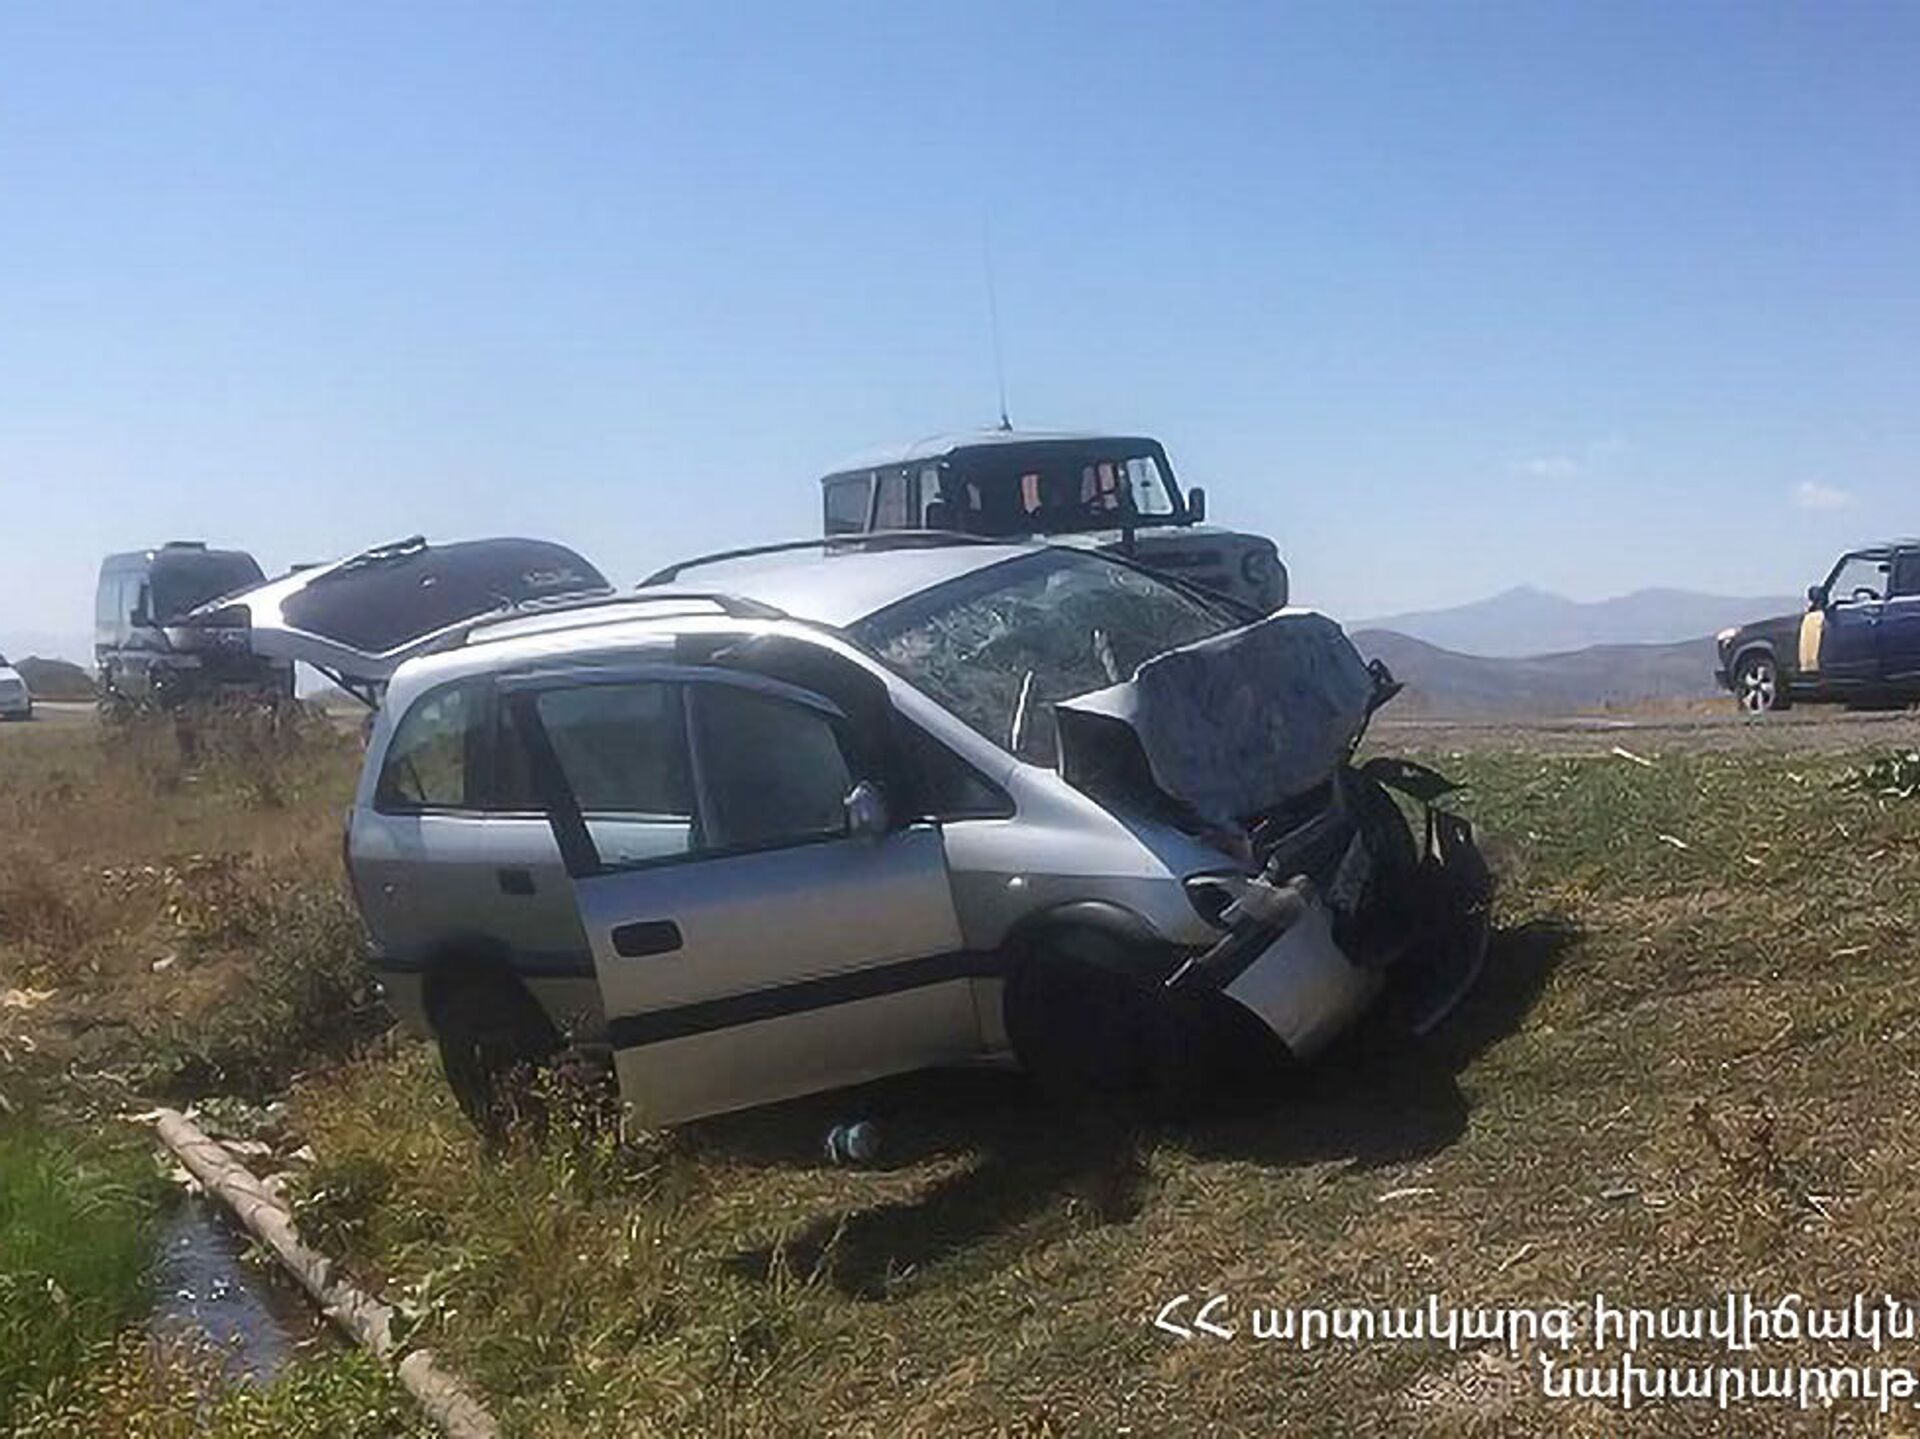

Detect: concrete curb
150,1107,500,1439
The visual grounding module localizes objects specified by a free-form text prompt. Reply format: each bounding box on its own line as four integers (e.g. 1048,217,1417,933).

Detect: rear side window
377,680,489,810
823,474,873,535
1893,553,1920,599
873,468,913,530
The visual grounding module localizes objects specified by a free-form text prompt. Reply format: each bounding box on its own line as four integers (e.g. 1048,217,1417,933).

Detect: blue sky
3,2,1917,659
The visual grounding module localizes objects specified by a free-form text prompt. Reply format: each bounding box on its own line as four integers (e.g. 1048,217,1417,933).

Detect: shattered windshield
850,550,1237,766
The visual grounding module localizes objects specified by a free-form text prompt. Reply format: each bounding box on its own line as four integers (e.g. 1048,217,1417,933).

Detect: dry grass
0,709,416,1435
277,743,1920,1435
10,713,1920,1433
0,708,376,1118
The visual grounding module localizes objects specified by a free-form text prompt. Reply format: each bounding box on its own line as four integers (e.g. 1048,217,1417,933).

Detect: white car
0,655,32,721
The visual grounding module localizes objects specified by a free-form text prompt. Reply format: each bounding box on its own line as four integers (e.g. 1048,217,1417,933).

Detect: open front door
507,664,977,1126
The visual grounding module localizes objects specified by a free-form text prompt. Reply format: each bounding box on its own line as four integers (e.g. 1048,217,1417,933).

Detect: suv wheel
1735,652,1785,714
431,971,561,1143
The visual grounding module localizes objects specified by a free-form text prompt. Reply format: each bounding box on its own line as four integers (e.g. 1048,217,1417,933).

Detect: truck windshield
151,554,267,621
850,549,1235,767
937,442,1181,538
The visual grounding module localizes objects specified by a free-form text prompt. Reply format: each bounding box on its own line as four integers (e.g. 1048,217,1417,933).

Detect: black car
1716,540,1920,713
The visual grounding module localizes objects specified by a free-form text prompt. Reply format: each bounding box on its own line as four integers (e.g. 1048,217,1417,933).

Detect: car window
1892,553,1920,599
936,444,1180,537
532,682,696,867
823,474,873,535
852,549,1236,767
377,679,488,809
1830,554,1890,604
151,553,265,622
873,468,913,530
535,683,692,817
903,724,1012,820
691,683,851,851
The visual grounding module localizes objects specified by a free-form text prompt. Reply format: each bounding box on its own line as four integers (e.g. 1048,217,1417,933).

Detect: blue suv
1716,541,1920,713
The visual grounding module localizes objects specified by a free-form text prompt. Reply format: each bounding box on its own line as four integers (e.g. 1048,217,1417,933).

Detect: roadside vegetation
0,1125,157,1430
5,707,1920,1433
0,709,419,1434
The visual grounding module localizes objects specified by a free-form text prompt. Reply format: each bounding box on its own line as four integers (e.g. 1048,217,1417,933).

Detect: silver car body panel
1219,898,1380,1059
347,542,1436,1125
0,664,30,718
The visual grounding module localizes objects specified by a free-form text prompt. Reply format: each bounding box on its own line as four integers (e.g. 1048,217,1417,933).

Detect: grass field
4,713,1920,1433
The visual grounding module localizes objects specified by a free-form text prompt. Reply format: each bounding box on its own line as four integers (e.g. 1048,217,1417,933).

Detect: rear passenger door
353,679,597,1031
510,665,975,1126
1881,549,1920,685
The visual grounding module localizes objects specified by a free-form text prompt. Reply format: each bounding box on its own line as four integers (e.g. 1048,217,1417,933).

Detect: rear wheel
430,970,561,1143
1735,652,1785,714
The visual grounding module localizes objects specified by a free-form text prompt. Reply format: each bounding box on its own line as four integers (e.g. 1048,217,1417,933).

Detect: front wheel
1734,652,1786,714
1003,934,1282,1120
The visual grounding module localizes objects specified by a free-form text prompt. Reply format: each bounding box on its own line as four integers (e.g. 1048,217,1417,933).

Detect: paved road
0,699,94,729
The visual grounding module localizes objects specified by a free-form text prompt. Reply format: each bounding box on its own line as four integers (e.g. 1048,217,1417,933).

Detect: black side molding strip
607,949,1002,1050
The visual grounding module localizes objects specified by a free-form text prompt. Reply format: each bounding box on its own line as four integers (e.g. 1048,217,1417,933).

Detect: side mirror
844,780,891,840
1807,584,1826,610
923,499,952,531
1186,486,1207,524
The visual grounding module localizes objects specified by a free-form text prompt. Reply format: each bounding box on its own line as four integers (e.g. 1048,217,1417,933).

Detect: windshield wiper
1008,669,1036,754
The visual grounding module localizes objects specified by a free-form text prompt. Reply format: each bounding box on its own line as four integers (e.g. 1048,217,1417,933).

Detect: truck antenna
983,222,1011,431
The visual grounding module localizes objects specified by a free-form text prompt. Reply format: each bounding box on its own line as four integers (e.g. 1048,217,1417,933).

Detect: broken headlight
1183,872,1251,928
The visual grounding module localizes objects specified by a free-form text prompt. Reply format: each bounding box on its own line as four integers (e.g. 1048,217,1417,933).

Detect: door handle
611,920,683,958
497,867,536,896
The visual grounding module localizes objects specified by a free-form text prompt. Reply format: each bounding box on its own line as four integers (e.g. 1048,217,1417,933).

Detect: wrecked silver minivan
208,534,1489,1130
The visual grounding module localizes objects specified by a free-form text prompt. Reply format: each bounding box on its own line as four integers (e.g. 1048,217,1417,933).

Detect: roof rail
642,530,1008,586
451,588,785,649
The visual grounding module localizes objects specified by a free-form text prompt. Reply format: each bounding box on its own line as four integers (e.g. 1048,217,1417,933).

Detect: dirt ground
1377,704,1920,755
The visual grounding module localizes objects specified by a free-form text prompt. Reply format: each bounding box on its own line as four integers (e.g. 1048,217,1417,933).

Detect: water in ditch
148,1194,328,1384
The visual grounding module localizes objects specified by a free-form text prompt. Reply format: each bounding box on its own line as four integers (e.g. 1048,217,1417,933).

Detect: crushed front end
1056,608,1492,1060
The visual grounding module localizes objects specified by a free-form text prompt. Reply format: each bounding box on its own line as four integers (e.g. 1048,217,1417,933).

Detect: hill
1352,628,1720,716
15,656,95,701
1357,585,1797,659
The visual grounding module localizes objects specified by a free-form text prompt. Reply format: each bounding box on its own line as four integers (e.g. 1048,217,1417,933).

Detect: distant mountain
1353,629,1721,717
15,656,95,701
1355,586,1798,659
0,631,92,667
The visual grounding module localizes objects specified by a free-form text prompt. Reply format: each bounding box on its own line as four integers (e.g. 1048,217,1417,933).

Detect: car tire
1003,932,1236,1120
430,970,561,1143
1734,651,1786,715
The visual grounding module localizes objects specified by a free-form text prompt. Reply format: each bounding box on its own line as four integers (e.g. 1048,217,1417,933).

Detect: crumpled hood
1054,608,1379,828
